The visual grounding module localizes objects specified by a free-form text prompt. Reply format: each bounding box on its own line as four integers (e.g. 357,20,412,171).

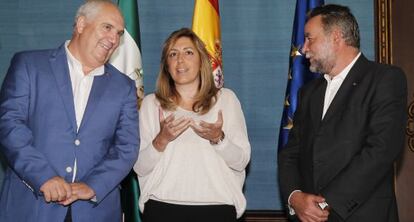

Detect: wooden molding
375,0,392,64
240,210,288,222
407,97,414,152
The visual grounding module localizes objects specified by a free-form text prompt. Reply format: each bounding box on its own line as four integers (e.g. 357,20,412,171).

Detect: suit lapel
322,55,368,122
78,69,111,131
49,44,78,133
310,79,326,130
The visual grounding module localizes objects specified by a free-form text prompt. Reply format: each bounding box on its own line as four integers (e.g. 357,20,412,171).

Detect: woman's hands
191,110,224,144
152,108,192,152
153,109,224,152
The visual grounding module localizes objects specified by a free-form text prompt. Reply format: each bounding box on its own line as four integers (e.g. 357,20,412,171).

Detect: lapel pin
352,82,357,86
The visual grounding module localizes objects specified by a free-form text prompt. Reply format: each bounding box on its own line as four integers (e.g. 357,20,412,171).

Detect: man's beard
308,51,335,74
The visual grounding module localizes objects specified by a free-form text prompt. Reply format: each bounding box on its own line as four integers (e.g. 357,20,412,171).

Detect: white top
322,52,361,119
134,88,251,218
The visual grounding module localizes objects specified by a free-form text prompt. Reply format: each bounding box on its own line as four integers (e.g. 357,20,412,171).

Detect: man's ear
331,29,340,42
331,28,344,47
76,16,87,34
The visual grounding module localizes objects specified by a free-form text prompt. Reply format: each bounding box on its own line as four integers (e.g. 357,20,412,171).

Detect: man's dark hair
308,4,360,49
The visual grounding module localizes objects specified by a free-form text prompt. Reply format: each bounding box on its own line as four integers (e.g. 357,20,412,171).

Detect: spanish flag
192,0,223,88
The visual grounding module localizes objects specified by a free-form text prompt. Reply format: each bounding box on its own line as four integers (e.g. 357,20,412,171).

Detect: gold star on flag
284,95,290,106
290,45,302,59
288,69,293,80
283,117,294,130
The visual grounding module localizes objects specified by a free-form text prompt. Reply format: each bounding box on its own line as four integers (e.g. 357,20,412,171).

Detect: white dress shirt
64,41,105,182
322,53,361,119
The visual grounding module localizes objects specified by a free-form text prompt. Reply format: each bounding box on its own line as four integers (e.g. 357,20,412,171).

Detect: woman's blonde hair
155,28,218,114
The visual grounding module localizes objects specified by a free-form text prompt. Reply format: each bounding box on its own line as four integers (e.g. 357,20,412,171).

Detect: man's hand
40,176,71,203
59,182,95,206
290,192,329,222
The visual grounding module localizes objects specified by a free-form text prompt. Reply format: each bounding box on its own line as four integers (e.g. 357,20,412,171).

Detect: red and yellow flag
192,0,223,88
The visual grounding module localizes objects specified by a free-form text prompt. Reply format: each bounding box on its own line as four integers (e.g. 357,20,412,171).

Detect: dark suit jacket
278,54,407,221
0,44,139,222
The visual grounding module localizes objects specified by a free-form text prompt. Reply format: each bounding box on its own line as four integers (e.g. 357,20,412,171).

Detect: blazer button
66,167,73,173
74,139,80,146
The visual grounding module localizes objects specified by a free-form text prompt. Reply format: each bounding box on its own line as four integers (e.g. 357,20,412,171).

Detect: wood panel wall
390,0,414,221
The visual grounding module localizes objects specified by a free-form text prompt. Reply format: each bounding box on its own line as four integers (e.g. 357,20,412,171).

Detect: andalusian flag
109,0,143,221
278,0,324,150
192,0,223,88
110,0,144,108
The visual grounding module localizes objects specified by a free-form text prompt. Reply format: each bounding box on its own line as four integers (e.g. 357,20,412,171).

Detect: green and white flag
109,0,143,222
110,0,144,108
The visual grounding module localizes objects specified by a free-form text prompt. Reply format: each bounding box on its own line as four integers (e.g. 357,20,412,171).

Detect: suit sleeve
0,53,58,194
83,80,139,203
278,88,304,205
321,67,407,220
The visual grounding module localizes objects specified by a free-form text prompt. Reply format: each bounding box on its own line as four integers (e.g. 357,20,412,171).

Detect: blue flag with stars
278,0,324,150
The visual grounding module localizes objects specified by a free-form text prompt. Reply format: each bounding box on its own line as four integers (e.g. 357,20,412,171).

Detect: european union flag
278,0,324,150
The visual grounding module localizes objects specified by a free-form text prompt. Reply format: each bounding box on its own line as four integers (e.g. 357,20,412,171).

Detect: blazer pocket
314,140,355,190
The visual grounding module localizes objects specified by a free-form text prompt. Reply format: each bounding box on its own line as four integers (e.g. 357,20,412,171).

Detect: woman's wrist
210,131,225,145
152,135,168,152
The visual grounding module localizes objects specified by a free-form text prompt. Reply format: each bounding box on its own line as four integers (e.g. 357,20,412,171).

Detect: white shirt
64,41,105,182
134,88,251,218
322,53,361,119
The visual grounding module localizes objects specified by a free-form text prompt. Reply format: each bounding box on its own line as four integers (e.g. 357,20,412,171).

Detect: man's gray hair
308,4,360,49
75,0,118,23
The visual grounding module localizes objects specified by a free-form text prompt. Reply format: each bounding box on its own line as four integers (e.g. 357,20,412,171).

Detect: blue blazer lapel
79,69,111,131
49,44,78,133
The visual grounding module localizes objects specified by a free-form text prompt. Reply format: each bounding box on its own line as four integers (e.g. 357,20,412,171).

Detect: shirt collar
324,52,361,82
64,40,105,77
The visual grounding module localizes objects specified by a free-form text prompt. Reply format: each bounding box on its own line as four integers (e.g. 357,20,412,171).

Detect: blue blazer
0,44,139,222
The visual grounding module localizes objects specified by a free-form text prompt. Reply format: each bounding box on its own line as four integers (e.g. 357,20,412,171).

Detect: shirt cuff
149,142,164,158
287,190,302,215
90,195,97,202
211,136,229,151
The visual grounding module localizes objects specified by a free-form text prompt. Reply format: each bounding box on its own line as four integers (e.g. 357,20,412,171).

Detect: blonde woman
134,28,250,222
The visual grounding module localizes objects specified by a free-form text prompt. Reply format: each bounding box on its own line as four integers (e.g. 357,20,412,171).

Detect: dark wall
392,0,414,221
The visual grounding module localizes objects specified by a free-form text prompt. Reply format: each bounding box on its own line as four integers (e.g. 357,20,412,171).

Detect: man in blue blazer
0,1,139,221
279,4,407,222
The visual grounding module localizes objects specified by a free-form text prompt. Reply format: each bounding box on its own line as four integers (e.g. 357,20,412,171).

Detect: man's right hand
290,191,329,222
39,176,71,203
